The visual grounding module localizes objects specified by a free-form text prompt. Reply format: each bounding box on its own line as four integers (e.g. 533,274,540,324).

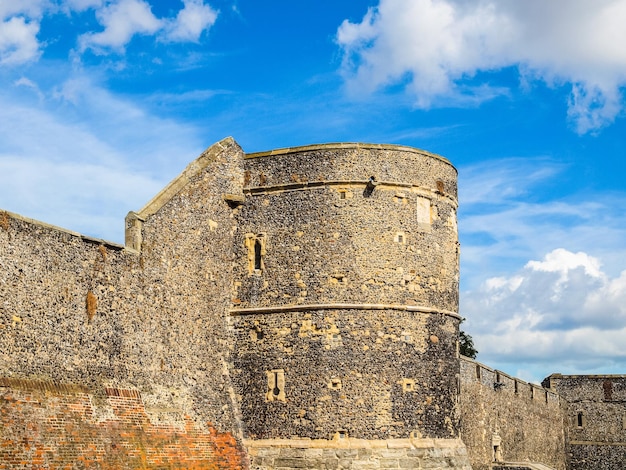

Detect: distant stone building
0,138,623,469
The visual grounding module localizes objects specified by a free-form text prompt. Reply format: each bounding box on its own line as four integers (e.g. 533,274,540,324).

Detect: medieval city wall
0,138,248,468
459,357,566,470
544,374,626,470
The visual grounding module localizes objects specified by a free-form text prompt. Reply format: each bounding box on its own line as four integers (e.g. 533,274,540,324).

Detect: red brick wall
1,378,248,469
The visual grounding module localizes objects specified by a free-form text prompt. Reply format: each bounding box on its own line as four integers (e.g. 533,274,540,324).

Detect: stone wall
459,358,566,470
544,374,626,470
0,138,248,468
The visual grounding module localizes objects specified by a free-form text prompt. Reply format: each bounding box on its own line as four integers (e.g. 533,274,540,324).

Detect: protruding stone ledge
244,437,468,450
230,303,461,319
243,179,458,207
244,437,472,470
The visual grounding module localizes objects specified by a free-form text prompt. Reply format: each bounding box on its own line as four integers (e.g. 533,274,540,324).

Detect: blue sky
1,0,626,384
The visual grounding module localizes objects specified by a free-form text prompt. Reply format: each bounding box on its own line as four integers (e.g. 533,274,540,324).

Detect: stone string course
245,438,471,470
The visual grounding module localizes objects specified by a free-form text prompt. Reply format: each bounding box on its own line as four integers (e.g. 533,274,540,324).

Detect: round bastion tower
230,143,468,468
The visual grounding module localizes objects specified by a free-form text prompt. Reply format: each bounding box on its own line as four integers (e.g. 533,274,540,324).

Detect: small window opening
402,378,416,392
514,380,519,394
254,239,263,270
577,412,584,428
272,372,280,396
250,327,265,341
476,365,481,380
266,369,285,402
330,378,342,390
545,391,549,403
339,191,346,199
337,430,347,439
246,233,266,274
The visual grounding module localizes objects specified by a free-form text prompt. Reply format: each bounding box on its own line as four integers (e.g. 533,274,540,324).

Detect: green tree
459,319,478,359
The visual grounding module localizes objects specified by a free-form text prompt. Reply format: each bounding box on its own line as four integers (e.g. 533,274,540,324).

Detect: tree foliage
459,319,478,359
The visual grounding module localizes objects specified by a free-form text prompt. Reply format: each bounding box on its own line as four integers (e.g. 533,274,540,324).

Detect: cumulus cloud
0,0,49,19
78,0,161,53
458,157,626,379
458,157,626,290
0,0,218,60
78,0,218,53
462,248,626,378
337,0,626,133
163,0,217,43
0,75,203,241
0,17,40,65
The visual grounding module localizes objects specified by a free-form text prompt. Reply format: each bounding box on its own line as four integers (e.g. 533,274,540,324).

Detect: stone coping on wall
245,142,456,171
244,179,458,206
136,136,239,220
547,373,626,379
244,436,467,450
569,440,626,446
460,356,560,403
0,209,125,251
230,302,461,319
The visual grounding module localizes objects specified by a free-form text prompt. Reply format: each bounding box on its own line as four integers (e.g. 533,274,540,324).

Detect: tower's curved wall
230,144,463,445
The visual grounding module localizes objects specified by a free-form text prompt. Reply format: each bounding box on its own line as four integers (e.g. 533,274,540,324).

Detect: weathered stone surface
544,374,626,470
245,437,471,469
459,357,566,470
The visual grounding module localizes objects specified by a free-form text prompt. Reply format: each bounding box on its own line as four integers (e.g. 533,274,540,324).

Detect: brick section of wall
0,380,248,469
245,437,471,469
459,358,566,470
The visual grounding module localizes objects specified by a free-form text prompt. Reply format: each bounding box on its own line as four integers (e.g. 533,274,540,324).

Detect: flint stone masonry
543,374,626,470
459,358,565,470
1,136,623,469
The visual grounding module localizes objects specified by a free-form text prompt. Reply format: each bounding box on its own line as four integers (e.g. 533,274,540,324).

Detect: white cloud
459,157,626,288
78,0,161,53
462,249,626,380
525,248,603,281
337,0,626,133
61,0,104,13
163,0,217,43
0,16,41,65
77,0,218,53
0,75,204,242
0,0,49,20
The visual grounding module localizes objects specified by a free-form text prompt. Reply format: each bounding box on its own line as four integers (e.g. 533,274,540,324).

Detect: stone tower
230,143,470,468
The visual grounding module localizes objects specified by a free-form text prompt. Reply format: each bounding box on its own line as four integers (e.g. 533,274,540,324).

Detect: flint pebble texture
544,375,626,470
